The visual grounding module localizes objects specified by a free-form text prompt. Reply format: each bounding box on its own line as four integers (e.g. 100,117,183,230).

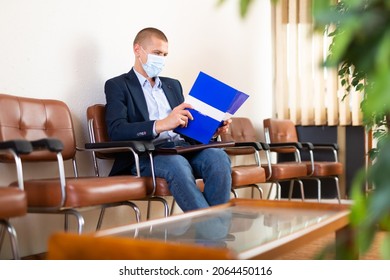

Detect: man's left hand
214,119,232,137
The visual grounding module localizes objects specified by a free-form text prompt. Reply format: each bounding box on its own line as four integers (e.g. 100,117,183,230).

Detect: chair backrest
263,118,298,143
220,117,261,158
220,117,258,142
263,118,299,155
86,104,116,162
86,104,109,144
0,93,76,161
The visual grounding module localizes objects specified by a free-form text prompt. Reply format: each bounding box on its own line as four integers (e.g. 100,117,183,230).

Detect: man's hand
155,103,194,133
214,119,232,137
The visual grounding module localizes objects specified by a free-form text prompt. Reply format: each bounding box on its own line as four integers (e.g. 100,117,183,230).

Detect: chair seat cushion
0,187,27,219
304,161,343,176
10,176,147,208
262,162,307,181
231,165,266,186
145,177,171,196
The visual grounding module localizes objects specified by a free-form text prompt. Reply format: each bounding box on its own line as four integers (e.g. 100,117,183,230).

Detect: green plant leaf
325,18,362,66
381,233,390,259
239,0,254,18
350,169,368,226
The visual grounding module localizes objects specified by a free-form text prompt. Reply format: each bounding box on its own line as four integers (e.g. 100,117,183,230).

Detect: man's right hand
155,103,194,133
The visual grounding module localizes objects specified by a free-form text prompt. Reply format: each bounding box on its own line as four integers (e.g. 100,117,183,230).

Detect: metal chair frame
0,140,32,259
264,125,342,203
86,117,170,218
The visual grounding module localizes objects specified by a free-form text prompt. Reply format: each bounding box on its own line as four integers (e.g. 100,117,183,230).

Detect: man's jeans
133,146,232,212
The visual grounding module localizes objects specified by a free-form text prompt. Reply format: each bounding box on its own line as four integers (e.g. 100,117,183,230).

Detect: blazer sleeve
105,77,155,141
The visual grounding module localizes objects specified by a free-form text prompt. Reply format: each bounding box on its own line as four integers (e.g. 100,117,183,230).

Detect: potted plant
313,0,390,259
221,0,390,259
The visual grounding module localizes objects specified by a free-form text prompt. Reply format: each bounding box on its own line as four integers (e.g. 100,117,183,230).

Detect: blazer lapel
162,80,182,109
125,69,150,120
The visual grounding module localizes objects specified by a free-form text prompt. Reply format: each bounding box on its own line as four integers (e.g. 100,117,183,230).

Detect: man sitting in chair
104,27,232,212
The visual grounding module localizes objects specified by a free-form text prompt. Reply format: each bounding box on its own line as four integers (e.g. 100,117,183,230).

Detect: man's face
137,36,168,64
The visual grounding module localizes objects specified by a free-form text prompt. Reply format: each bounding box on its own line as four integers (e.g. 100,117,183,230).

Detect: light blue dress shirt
133,69,183,145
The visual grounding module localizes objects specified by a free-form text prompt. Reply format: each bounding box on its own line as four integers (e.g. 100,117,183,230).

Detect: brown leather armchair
220,118,267,198
87,104,173,218
222,117,308,200
0,93,150,234
0,140,30,259
86,104,209,217
263,118,342,202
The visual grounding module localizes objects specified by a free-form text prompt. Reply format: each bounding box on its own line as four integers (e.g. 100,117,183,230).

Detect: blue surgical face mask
140,47,166,78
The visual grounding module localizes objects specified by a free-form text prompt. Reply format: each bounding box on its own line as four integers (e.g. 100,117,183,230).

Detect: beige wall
0,0,273,258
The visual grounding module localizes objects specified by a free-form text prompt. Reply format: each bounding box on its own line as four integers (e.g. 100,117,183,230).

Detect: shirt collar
133,68,162,89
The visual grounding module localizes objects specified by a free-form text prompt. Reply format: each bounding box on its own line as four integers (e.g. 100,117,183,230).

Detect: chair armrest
30,138,64,152
0,140,33,191
259,142,270,150
84,140,147,154
224,141,265,156
266,142,304,163
224,143,256,156
0,139,33,155
234,141,263,150
309,143,340,162
311,143,339,150
300,142,314,150
267,142,303,149
267,142,303,152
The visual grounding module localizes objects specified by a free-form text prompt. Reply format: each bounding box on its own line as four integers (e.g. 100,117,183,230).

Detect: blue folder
174,72,249,144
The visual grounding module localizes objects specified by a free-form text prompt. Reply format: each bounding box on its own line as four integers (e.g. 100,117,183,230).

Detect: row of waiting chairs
0,93,342,259
221,117,342,202
87,105,342,203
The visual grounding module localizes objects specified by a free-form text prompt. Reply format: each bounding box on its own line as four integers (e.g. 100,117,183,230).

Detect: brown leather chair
223,117,308,200
263,118,342,202
0,140,31,259
0,187,27,260
0,93,149,234
220,118,267,198
86,104,205,217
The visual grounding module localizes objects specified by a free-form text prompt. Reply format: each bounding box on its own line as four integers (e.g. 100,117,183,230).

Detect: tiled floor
276,230,387,260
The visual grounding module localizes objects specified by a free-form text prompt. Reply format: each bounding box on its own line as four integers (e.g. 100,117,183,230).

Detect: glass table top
95,199,350,259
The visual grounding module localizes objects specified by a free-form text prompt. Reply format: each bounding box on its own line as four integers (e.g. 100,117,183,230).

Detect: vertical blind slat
273,0,362,126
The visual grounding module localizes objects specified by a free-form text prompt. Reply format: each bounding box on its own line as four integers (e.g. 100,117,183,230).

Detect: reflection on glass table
95,199,350,259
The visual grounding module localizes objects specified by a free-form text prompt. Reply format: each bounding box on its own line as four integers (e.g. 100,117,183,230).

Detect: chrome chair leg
170,199,176,215
250,185,263,199
146,197,170,219
288,180,294,200
0,223,5,252
315,178,321,202
288,180,305,201
64,209,85,234
96,202,142,230
267,183,275,199
0,220,20,260
334,176,341,204
96,207,106,230
276,182,281,200
297,179,305,201
267,182,282,200
231,189,238,198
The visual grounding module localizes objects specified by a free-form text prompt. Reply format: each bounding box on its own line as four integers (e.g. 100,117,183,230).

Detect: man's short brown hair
133,27,168,46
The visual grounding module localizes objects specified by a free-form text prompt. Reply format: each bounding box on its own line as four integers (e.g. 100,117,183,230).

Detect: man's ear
134,44,141,57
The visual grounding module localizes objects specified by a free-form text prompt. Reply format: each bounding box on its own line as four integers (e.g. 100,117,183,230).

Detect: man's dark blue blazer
105,68,191,176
